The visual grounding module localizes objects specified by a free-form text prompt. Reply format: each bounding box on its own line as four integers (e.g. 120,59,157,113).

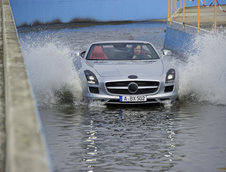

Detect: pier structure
165,0,226,53
168,0,226,32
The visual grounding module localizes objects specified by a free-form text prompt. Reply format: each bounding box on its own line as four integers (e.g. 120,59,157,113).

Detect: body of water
18,22,226,172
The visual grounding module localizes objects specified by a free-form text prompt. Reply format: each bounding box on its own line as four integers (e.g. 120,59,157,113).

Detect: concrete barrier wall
163,21,207,54
164,22,196,54
1,0,50,171
0,0,5,170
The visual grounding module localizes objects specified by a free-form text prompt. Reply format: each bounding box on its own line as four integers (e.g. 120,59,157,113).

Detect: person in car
132,44,150,59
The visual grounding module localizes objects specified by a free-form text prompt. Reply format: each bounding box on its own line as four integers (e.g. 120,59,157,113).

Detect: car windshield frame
86,42,160,61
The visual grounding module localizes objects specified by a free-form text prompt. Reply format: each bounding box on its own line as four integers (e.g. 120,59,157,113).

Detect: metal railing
168,0,226,33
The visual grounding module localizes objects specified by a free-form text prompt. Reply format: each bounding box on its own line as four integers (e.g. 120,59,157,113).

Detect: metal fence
168,0,226,32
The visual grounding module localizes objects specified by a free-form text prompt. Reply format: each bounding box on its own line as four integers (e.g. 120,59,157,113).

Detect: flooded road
18,22,226,172
40,104,226,172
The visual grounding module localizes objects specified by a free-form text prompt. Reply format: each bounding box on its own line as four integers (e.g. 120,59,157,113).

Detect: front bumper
84,83,178,105
86,93,177,104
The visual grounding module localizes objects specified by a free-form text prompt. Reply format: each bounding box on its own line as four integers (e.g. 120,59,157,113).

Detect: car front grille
105,81,160,95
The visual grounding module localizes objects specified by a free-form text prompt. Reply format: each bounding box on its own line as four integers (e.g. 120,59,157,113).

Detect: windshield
86,43,160,60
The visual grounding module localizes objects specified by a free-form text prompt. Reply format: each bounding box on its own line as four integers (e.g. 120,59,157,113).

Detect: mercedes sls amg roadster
74,41,178,104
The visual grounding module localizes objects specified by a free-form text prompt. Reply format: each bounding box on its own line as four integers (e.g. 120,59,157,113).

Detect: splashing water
19,26,226,107
20,38,83,106
178,31,226,105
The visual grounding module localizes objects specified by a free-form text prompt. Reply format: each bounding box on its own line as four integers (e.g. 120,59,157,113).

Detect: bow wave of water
178,31,226,105
20,37,83,106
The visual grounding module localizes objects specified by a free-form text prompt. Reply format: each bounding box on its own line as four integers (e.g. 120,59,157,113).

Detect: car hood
87,60,164,77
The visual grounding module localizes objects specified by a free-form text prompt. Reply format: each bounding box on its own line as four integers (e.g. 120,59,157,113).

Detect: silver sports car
74,40,178,104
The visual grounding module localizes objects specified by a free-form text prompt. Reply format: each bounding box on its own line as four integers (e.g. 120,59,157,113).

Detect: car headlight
166,69,175,83
84,70,99,85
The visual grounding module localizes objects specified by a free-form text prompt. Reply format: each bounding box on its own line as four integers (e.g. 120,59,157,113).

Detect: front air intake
105,81,159,95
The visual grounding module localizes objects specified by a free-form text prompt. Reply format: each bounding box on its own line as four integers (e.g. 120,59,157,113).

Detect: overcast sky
10,0,226,26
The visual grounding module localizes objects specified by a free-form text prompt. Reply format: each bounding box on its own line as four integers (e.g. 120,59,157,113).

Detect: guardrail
168,0,226,32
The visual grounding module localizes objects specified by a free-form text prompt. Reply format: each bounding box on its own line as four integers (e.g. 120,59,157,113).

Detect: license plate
120,95,147,102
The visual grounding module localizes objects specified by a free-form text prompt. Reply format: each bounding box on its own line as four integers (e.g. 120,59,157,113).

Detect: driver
132,44,150,59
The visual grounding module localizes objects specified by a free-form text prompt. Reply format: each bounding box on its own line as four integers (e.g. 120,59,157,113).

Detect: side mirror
162,49,172,56
79,51,86,58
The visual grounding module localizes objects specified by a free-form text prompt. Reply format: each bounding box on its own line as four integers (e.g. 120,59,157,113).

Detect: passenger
132,44,150,59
